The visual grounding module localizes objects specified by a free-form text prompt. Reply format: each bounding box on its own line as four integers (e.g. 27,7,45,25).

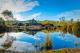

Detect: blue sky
19,0,80,21
0,0,80,21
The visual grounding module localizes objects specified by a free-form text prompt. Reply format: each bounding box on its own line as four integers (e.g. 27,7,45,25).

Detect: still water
0,32,80,52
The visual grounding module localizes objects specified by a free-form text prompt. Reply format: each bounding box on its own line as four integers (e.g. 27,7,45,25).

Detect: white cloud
53,10,80,21
14,12,41,21
0,0,39,21
0,0,39,13
30,12,41,18
7,32,41,40
26,12,41,20
26,35,41,40
7,41,36,52
14,14,24,21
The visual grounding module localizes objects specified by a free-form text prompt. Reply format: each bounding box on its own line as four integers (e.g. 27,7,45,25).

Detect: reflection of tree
24,30,38,36
59,32,65,39
74,37,78,48
2,33,15,49
41,30,49,33
34,38,38,51
0,33,5,37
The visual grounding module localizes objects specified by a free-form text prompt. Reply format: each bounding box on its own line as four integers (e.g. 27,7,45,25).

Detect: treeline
61,21,80,37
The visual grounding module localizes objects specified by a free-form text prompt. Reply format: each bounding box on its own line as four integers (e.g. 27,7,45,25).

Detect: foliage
45,35,52,50
2,10,13,18
72,21,80,37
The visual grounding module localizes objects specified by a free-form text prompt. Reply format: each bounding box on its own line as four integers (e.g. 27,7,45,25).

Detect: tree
2,10,13,18
62,24,67,33
1,10,14,27
62,17,65,21
0,17,5,25
70,18,73,23
59,17,65,22
72,21,80,48
72,21,80,37
67,24,73,34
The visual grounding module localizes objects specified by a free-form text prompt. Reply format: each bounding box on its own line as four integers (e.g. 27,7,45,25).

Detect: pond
0,31,80,52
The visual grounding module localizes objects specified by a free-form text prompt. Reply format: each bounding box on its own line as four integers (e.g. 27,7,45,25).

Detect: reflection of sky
8,32,80,50
0,33,36,52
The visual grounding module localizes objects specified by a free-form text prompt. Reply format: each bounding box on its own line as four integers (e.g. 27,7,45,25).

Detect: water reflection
0,32,36,52
0,31,79,52
24,30,38,36
0,33,4,37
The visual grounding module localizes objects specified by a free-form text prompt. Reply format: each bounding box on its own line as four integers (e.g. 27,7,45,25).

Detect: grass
36,48,80,53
